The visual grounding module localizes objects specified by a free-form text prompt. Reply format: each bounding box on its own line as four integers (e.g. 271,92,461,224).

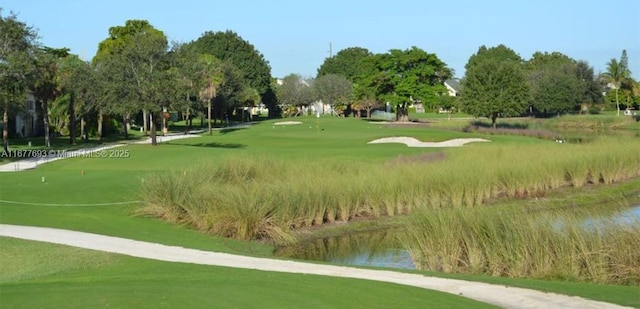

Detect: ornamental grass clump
400,205,640,285
140,137,640,243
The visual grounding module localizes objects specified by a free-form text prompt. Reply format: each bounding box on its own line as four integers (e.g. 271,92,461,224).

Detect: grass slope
1,116,638,307
0,237,495,309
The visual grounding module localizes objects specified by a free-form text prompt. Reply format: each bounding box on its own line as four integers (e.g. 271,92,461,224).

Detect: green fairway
1,115,639,308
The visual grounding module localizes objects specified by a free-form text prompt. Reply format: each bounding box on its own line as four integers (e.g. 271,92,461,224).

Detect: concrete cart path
0,224,630,309
0,133,200,172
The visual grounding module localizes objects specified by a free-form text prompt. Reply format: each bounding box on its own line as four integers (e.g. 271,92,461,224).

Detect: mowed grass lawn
1,238,494,309
1,116,638,308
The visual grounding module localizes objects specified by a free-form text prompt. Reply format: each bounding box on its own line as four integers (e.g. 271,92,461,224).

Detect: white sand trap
369,137,490,147
273,121,302,125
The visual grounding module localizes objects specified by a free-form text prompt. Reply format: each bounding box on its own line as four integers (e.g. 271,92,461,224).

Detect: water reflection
583,205,640,231
278,206,639,270
276,228,415,270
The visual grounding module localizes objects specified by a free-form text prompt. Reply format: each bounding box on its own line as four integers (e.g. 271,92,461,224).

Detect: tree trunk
143,109,149,134
185,108,190,134
162,111,167,136
80,117,87,142
208,100,212,135
122,114,129,139
615,88,620,116
69,93,76,145
2,106,9,153
396,103,409,122
150,111,157,146
41,99,51,147
97,111,103,143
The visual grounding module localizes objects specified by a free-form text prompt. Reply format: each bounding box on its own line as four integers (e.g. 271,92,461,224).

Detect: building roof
444,79,460,91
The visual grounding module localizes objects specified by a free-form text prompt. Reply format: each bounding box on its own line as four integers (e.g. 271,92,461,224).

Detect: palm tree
605,59,622,115
199,82,216,134
604,57,631,116
191,54,221,134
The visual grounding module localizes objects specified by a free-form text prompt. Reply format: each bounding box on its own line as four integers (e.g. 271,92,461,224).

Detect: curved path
0,133,200,172
0,224,629,309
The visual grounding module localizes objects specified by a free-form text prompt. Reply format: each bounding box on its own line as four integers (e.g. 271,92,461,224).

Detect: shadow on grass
470,120,529,129
362,118,391,123
219,127,247,135
179,142,246,149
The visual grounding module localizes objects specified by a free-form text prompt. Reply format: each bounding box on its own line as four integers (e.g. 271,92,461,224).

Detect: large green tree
357,47,452,121
211,60,248,124
461,45,529,127
188,31,277,117
276,74,314,116
575,60,604,107
31,47,69,147
94,20,169,144
531,64,581,115
526,51,581,115
0,11,38,152
312,74,352,114
122,29,168,144
54,54,91,145
316,47,371,81
167,44,215,133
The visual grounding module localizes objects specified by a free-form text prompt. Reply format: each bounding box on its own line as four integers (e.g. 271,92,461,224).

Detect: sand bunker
368,137,490,148
273,121,302,125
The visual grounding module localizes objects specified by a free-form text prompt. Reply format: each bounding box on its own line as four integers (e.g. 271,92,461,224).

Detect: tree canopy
317,47,371,81
276,74,314,115
356,47,452,121
94,19,169,144
604,49,633,115
460,45,529,127
526,51,582,115
313,74,352,110
0,10,39,152
188,31,276,116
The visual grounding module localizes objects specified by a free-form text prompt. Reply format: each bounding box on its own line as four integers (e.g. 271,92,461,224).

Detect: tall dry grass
400,205,640,285
139,137,640,244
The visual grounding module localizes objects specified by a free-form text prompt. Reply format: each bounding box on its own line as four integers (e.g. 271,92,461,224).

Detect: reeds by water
139,137,640,246
399,205,640,285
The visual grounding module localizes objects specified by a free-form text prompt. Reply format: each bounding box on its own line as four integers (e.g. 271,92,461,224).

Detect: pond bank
277,178,640,284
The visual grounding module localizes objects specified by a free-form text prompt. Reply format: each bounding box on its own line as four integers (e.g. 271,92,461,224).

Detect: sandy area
0,224,628,309
369,137,490,147
273,121,303,125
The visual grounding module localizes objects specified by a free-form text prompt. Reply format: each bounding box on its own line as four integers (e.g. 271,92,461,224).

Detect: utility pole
329,42,332,58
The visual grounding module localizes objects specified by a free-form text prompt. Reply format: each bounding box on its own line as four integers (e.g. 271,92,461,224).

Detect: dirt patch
386,152,447,165
376,121,431,128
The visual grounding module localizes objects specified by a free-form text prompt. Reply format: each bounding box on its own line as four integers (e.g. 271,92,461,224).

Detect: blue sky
3,0,639,79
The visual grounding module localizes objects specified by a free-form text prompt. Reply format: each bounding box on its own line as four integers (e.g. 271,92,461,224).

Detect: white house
444,79,460,96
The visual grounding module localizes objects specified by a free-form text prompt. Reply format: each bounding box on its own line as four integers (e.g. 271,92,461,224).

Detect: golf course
1,114,639,308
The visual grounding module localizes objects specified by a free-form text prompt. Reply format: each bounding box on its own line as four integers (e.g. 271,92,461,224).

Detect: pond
584,205,640,229
275,227,415,270
277,205,640,270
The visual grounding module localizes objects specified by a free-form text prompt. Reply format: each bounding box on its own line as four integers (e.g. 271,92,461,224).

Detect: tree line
314,45,637,127
1,13,275,151
2,10,637,152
